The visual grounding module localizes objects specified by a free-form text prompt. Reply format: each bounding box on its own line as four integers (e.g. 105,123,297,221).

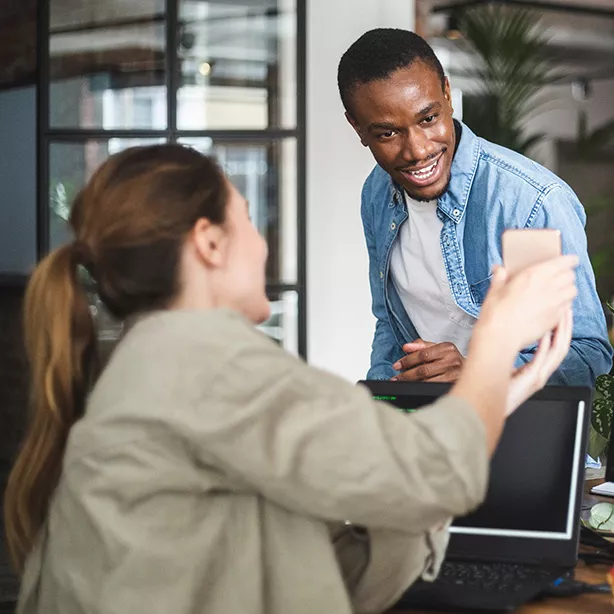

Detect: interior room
1,1,614,612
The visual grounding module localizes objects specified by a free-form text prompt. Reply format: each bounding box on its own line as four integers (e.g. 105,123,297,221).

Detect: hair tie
71,240,95,275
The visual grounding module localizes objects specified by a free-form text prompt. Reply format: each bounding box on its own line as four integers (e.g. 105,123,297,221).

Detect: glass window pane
51,0,165,31
260,290,298,354
49,0,166,129
93,290,298,363
49,138,165,249
179,137,297,284
48,139,298,355
177,0,296,129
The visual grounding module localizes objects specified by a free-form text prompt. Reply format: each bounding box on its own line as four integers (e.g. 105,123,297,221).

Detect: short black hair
337,28,446,114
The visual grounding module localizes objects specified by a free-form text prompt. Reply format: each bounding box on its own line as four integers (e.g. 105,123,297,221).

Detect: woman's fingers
505,310,573,417
546,309,573,369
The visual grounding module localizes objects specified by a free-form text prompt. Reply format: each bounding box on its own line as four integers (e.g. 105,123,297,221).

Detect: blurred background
419,0,614,306
417,0,614,467
1,0,612,381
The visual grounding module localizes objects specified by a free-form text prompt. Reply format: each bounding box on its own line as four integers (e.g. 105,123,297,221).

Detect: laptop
360,380,592,612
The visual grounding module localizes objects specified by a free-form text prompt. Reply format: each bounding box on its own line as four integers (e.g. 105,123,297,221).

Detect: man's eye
422,115,437,124
378,130,395,139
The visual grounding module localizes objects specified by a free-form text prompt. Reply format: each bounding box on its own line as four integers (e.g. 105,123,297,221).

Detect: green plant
576,111,614,160
584,196,614,294
457,5,553,155
589,373,614,461
588,303,614,461
574,113,614,300
50,179,78,221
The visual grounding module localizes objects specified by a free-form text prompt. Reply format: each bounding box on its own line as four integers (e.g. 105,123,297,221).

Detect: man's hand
391,339,464,383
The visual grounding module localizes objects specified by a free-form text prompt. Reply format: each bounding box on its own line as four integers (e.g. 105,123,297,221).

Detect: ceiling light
571,78,591,102
445,14,463,40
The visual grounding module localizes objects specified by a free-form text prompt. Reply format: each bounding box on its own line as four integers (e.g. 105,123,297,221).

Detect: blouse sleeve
186,317,489,535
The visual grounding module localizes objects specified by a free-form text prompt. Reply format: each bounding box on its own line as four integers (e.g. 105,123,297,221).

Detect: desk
389,481,614,614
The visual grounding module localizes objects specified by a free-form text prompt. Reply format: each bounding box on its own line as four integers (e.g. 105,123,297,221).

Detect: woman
5,145,577,614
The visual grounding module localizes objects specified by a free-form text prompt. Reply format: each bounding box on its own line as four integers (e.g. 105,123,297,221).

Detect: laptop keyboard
437,560,559,592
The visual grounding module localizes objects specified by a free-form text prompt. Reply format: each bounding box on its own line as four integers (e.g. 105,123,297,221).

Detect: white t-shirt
389,194,476,356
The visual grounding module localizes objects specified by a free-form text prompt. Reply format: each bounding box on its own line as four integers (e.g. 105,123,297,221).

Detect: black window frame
36,0,307,357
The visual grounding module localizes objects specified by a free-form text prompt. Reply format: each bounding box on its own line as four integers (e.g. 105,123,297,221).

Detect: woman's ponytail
4,143,230,573
4,242,97,573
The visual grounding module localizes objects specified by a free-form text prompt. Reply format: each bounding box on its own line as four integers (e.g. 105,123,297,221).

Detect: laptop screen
370,387,586,541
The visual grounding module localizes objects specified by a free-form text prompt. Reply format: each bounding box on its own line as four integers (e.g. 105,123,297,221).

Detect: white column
306,0,415,382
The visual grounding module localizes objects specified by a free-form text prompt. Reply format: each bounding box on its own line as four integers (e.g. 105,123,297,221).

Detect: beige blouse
17,309,488,614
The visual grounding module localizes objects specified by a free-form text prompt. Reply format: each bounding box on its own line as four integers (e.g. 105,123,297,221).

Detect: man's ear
191,218,227,268
345,111,368,147
443,77,454,114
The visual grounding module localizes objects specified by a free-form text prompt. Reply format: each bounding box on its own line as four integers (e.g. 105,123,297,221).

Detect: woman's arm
188,256,577,534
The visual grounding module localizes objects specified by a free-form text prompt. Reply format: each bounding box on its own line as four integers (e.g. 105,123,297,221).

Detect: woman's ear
191,218,227,268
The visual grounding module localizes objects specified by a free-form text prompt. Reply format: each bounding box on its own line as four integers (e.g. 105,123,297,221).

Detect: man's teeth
409,159,438,179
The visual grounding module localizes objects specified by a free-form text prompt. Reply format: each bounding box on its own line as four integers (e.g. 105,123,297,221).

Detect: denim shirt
361,121,613,386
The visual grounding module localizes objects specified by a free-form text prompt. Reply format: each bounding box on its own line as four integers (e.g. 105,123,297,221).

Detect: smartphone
502,229,562,276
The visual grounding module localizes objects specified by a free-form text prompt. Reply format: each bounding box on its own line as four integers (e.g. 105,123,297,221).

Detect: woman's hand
505,308,573,416
477,256,578,356
451,256,577,455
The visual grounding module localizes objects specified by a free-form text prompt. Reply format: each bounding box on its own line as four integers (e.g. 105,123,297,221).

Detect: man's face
347,62,456,202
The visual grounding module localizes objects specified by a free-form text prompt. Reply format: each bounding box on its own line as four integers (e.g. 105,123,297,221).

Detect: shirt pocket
469,274,493,306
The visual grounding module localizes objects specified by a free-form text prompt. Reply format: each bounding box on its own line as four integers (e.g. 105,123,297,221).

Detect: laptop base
395,560,570,612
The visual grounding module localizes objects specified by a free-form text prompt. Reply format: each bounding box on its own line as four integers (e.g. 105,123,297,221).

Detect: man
337,28,612,386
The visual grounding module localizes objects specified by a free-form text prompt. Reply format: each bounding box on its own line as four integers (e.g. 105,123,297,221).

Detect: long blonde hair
4,144,228,572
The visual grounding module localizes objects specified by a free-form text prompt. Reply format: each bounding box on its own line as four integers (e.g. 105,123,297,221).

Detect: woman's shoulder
98,308,290,398
122,308,271,354
72,309,290,453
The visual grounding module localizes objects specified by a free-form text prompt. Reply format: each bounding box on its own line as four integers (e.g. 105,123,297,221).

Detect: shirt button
453,209,461,218
391,222,396,230
380,271,384,279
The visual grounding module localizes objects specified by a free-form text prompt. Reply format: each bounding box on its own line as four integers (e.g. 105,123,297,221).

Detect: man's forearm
367,318,405,380
550,342,611,387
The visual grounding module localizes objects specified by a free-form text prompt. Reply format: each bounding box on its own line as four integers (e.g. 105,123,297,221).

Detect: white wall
307,0,415,382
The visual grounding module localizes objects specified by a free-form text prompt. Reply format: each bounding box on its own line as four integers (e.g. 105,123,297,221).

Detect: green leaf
584,196,614,215
588,424,609,461
592,375,614,457
517,133,546,156
588,502,614,531
457,5,553,156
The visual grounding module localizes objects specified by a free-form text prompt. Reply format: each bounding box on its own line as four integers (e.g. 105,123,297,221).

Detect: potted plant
590,374,614,461
589,303,614,462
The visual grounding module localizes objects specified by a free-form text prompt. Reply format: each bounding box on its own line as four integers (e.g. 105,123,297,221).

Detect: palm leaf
457,5,553,156
517,133,546,155
588,119,614,151
590,245,614,282
584,195,614,215
576,112,614,158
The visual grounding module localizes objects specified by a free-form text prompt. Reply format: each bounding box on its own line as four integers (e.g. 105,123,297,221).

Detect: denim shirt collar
388,121,481,224
438,121,481,223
